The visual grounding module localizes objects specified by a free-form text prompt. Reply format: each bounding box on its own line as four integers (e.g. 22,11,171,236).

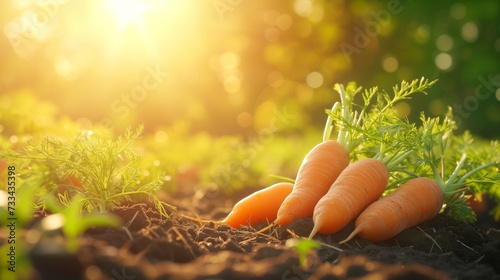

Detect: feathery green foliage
323,78,499,222
1,126,174,217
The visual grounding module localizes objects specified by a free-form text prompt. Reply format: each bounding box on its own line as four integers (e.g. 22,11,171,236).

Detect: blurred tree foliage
0,0,498,139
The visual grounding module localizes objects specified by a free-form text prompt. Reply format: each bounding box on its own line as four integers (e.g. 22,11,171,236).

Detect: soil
5,189,500,280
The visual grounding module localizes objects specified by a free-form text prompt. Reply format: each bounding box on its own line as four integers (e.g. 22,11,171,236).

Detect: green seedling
43,195,121,253
286,238,320,268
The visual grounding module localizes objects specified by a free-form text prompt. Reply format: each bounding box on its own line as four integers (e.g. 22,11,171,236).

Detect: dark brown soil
5,191,500,280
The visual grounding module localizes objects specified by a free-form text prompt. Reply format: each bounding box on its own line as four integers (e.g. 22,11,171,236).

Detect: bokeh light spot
55,56,79,81
394,101,411,117
435,53,453,71
306,71,323,89
416,25,430,39
264,44,293,66
381,55,399,73
414,25,430,44
9,135,18,144
294,0,313,17
461,22,478,42
85,266,103,280
25,229,41,245
0,190,7,207
41,214,65,231
264,10,280,25
450,3,467,20
154,130,168,143
224,76,241,93
276,14,293,30
308,4,324,23
429,99,445,115
265,27,280,42
254,101,278,132
496,88,500,102
396,66,413,81
220,52,240,70
236,112,253,128
436,34,454,51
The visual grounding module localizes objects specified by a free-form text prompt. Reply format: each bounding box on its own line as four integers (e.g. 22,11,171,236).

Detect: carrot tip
308,225,320,240
339,228,360,245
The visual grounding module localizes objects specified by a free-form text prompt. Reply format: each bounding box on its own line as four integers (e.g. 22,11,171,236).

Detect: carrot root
339,227,362,244
308,226,319,240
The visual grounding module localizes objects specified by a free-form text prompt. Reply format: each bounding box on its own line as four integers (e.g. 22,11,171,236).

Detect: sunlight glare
107,0,150,28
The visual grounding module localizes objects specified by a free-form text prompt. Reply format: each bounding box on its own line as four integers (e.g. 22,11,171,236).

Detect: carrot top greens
324,78,435,169
413,110,499,221
324,78,499,222
0,126,175,218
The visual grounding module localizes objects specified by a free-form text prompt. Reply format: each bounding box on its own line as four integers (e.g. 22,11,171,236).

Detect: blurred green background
1,0,499,139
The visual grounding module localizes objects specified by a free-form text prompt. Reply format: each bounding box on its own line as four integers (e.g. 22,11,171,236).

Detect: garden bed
20,191,500,280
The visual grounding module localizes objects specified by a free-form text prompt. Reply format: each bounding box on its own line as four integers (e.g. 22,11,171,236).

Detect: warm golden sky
1,0,499,137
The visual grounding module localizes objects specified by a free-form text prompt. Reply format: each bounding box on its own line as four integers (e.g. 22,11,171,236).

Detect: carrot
308,158,389,238
339,177,443,243
57,175,83,197
303,81,437,238
222,182,294,228
274,140,349,225
338,111,500,243
181,182,294,228
272,85,361,226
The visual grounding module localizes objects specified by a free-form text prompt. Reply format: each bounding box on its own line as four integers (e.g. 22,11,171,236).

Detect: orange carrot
339,177,443,243
57,175,83,197
222,182,294,228
274,140,349,226
308,158,389,238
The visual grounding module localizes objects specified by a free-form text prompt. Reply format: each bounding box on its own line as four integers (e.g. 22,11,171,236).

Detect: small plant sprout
43,195,121,253
286,238,320,268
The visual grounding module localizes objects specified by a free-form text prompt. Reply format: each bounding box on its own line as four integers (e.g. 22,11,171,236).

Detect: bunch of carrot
187,78,499,244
